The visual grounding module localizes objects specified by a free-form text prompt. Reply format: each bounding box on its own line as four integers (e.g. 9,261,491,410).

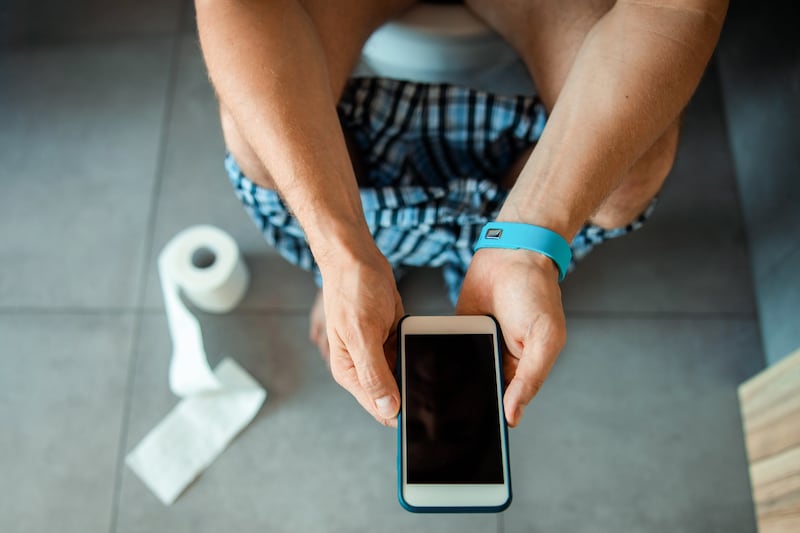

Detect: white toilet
360,2,528,91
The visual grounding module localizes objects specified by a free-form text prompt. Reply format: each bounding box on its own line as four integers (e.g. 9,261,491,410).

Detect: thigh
466,0,614,111
299,0,417,98
220,0,416,187
469,0,680,229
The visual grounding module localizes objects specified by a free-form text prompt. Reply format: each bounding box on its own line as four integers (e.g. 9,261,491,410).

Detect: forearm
500,0,727,238
196,0,372,262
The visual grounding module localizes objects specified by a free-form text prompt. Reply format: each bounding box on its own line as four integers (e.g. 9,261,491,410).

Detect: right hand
456,247,567,428
319,247,404,427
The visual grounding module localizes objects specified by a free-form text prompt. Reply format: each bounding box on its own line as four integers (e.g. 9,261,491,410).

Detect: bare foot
309,289,330,363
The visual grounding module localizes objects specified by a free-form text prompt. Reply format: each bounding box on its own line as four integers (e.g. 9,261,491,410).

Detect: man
196,0,727,428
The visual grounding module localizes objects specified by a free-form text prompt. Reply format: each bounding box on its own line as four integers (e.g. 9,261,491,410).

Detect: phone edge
395,314,513,514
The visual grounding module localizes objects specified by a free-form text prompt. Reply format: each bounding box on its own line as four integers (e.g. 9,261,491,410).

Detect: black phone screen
404,333,504,484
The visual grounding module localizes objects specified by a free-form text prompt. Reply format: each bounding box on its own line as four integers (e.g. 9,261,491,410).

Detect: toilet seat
360,3,518,83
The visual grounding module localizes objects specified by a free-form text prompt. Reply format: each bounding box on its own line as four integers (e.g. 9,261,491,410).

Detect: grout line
497,513,505,533
1,0,191,53
562,309,757,320
0,32,179,53
107,10,186,531
188,308,311,317
0,307,138,315
0,306,757,320
0,306,311,316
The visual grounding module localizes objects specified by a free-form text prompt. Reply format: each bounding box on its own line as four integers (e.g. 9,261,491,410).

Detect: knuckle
358,367,386,395
376,415,394,428
527,377,546,399
552,325,567,350
329,362,349,388
341,322,376,354
536,314,567,351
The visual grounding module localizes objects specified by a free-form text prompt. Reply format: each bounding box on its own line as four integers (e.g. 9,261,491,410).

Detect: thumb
503,354,547,428
352,341,400,420
503,323,563,427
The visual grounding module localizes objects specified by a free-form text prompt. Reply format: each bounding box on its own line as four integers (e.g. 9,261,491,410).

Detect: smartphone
397,315,512,513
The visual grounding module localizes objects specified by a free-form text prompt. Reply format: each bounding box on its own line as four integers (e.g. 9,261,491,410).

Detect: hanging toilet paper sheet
126,225,267,505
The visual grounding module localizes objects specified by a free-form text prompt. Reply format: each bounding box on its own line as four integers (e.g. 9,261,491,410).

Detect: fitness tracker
473,222,572,282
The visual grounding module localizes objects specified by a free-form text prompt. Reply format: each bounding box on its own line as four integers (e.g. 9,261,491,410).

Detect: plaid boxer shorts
226,77,654,305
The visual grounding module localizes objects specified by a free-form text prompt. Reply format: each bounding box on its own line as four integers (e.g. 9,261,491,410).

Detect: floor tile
181,0,198,35
561,64,756,314
0,40,172,308
503,317,761,532
398,267,454,314
116,313,498,532
716,1,800,279
0,0,183,47
0,313,135,533
754,243,800,365
140,37,319,313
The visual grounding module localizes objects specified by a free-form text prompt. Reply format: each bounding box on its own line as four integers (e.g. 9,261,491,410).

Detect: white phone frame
398,315,511,512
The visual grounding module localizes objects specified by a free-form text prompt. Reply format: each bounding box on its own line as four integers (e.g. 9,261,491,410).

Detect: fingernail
375,395,396,418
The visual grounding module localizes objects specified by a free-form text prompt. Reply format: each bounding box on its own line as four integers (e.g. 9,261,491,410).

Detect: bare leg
215,0,416,357
469,0,680,229
220,0,416,189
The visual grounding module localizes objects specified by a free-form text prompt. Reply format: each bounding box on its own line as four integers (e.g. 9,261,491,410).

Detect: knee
632,124,680,194
219,105,276,189
219,104,236,139
591,122,680,229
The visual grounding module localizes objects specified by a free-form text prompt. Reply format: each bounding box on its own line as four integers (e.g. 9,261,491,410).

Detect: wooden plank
758,514,800,533
751,447,800,504
740,352,800,416
757,489,800,533
745,404,800,463
739,348,800,533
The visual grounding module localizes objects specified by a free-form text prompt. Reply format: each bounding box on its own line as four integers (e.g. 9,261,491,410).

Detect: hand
320,248,404,427
456,248,567,427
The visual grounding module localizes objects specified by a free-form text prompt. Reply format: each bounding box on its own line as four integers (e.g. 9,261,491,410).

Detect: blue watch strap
473,222,572,282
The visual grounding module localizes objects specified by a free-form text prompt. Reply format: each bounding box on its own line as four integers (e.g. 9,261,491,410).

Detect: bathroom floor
0,2,763,532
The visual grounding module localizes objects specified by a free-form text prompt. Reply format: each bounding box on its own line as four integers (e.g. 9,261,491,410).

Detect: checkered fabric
226,77,654,305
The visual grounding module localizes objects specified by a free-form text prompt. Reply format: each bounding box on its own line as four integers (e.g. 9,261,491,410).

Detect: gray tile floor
1,2,764,532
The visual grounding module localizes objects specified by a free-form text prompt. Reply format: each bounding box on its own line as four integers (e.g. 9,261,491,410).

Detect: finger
502,352,520,387
385,296,404,371
350,337,401,420
333,360,398,428
454,289,479,316
310,325,330,363
328,319,401,424
309,299,330,363
503,356,548,428
383,329,399,375
503,320,565,427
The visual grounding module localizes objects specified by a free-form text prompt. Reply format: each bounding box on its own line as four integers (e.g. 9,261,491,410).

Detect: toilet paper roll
158,225,250,396
126,225,267,505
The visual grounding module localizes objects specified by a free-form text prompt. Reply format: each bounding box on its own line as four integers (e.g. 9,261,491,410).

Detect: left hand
456,248,567,427
319,246,404,428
